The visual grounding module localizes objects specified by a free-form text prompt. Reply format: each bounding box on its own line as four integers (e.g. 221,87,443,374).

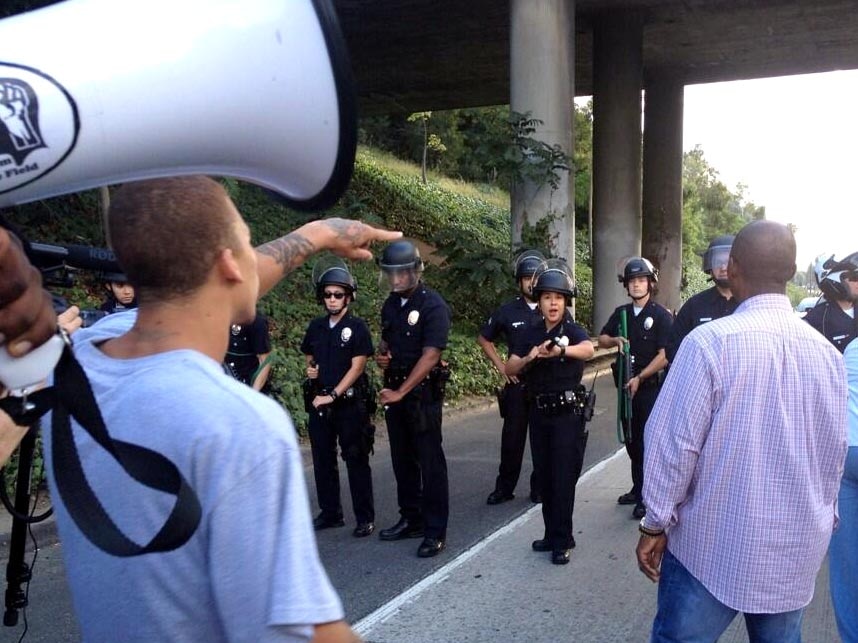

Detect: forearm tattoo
256,233,316,277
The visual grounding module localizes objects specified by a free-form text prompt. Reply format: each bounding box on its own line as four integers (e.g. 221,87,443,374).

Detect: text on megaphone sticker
0,61,78,195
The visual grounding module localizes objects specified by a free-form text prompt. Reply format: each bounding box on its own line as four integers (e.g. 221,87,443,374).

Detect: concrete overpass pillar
510,0,575,266
591,11,643,331
642,74,684,313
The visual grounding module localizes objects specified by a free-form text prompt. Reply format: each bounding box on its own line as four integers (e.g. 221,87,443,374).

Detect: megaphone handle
0,333,67,394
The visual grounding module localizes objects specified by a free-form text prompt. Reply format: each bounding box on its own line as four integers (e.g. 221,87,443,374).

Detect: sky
682,70,858,271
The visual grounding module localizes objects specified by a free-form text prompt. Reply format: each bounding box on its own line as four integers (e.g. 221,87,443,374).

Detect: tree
680,145,763,296
406,112,447,183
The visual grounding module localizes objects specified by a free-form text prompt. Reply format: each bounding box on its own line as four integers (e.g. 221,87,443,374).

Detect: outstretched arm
254,218,401,297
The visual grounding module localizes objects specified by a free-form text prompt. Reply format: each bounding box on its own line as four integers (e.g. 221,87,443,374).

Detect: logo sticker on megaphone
0,0,356,211
0,63,79,196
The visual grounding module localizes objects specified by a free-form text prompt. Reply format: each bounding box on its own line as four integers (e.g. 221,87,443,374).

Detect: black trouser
308,399,374,525
529,407,588,551
385,388,448,539
494,381,540,497
627,383,660,499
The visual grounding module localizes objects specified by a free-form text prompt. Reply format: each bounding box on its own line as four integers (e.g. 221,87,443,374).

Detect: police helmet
312,257,357,303
512,249,545,279
531,259,577,301
315,266,356,302
702,235,734,274
102,270,129,283
618,257,658,286
379,240,424,273
815,252,858,301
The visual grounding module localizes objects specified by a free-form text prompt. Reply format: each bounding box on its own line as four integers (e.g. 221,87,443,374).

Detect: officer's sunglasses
323,291,346,299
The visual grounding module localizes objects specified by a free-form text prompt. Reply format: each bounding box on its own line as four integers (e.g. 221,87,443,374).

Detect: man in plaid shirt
636,220,847,643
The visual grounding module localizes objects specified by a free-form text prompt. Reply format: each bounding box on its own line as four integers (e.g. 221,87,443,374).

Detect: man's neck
631,293,650,308
715,284,733,299
99,289,232,363
836,298,855,313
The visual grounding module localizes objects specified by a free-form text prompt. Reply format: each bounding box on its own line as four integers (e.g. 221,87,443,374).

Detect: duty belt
321,386,360,401
384,366,416,389
533,389,589,415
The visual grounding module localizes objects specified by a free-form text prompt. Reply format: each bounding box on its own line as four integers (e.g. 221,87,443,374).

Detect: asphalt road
0,371,621,642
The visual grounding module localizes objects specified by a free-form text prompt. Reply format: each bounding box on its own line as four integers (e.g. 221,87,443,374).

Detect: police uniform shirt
804,299,858,353
99,296,138,314
601,300,673,375
513,312,590,392
480,296,542,357
666,286,736,362
300,311,374,388
381,284,451,370
226,313,271,384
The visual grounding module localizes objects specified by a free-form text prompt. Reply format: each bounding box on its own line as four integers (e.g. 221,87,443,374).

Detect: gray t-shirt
45,311,343,642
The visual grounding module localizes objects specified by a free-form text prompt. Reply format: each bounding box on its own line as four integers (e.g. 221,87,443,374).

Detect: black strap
51,345,201,557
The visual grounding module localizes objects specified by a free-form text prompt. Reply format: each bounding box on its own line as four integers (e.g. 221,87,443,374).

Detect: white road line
353,447,626,636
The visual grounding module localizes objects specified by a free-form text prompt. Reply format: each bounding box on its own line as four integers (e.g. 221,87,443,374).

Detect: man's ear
217,248,244,283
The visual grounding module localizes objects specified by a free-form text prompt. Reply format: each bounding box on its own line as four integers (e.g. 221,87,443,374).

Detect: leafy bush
7,147,591,435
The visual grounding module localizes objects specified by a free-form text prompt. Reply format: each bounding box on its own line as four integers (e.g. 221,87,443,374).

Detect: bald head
729,220,796,299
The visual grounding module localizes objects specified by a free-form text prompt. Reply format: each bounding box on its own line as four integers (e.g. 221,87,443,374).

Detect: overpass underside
335,0,858,324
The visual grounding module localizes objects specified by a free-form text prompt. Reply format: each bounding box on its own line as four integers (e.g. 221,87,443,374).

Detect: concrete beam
509,0,576,268
642,74,684,314
591,11,643,331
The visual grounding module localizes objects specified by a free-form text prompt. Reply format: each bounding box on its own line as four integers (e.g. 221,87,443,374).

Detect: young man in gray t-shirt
45,177,398,642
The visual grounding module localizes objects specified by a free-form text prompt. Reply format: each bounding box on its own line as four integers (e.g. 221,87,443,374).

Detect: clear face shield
532,259,576,317
512,250,545,299
379,265,421,294
845,271,858,303
708,245,731,285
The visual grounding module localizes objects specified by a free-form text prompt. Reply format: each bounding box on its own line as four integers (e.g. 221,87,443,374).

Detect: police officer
376,240,452,558
301,260,376,537
805,251,858,353
479,249,544,505
598,257,672,520
99,270,137,314
666,235,737,362
505,259,594,565
225,309,273,393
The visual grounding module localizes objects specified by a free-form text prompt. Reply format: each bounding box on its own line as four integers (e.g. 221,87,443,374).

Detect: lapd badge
407,310,420,326
341,327,352,343
230,324,242,335
643,317,654,330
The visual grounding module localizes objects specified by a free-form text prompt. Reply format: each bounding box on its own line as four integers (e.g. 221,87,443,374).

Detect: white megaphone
0,0,357,394
0,0,357,211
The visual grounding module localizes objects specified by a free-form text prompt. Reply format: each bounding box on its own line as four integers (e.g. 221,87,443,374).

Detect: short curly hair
108,176,239,302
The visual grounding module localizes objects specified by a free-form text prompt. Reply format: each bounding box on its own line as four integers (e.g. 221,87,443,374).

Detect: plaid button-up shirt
643,294,847,613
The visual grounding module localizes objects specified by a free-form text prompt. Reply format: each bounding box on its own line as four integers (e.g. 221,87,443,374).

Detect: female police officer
301,259,376,538
505,259,594,565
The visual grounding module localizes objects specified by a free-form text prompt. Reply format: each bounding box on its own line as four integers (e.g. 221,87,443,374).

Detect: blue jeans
652,549,804,643
830,446,858,643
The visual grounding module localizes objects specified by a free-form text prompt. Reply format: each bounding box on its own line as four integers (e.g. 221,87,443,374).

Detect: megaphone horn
0,0,357,211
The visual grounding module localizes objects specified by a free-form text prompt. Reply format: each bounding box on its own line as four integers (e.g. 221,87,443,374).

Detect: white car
795,296,820,318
